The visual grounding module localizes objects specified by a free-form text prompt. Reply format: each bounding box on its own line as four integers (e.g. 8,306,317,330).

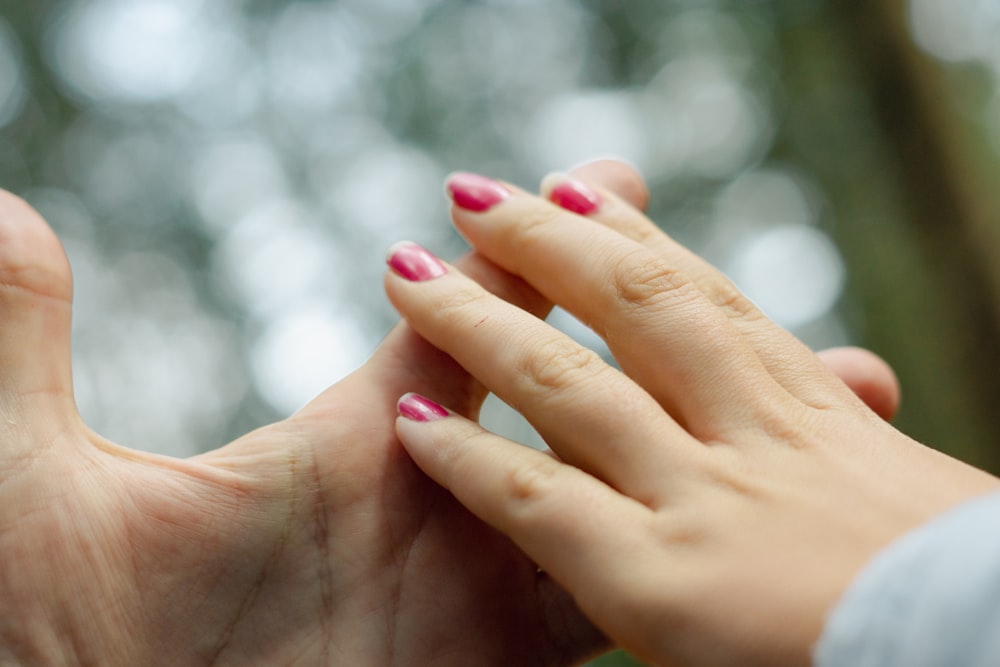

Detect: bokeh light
728,225,845,331
47,0,216,103
0,19,26,129
1,0,993,485
909,0,1000,66
251,300,372,415
1,1,852,459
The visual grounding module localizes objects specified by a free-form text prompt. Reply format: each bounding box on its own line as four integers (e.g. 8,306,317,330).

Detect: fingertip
816,347,901,421
385,241,448,282
395,394,445,472
539,172,566,200
397,392,450,422
0,189,74,302
0,190,77,403
566,158,649,212
445,171,511,213
540,172,603,216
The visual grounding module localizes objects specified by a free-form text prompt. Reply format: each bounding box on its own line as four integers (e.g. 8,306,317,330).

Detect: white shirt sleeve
813,491,1000,667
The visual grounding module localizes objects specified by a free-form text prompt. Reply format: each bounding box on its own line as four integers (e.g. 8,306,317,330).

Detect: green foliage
588,649,648,667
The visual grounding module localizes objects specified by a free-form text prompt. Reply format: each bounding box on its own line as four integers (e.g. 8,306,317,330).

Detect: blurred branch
837,1,1000,471
778,1,1000,470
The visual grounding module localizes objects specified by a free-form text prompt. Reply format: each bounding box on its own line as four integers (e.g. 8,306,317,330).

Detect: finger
815,347,901,421
359,252,546,420
540,172,868,416
444,174,802,436
303,163,651,423
394,393,657,621
544,171,898,420
384,243,696,499
0,191,75,416
565,159,649,212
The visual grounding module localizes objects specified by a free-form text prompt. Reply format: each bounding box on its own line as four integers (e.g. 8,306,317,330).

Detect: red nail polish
549,178,602,216
387,242,447,281
446,172,510,212
398,393,449,422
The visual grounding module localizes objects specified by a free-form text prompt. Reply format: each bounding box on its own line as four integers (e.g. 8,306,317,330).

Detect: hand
0,165,621,666
385,172,999,666
0,158,901,667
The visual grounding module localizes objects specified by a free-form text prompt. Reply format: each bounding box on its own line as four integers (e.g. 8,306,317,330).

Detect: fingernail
446,172,510,212
398,393,450,422
387,242,447,282
545,175,602,216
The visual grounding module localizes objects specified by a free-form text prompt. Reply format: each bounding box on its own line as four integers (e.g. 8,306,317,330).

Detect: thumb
0,190,76,419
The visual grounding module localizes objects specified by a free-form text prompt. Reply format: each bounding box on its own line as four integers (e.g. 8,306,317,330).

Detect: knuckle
754,405,815,447
505,457,560,507
704,281,763,322
610,252,691,311
514,336,605,395
650,507,708,549
445,427,497,477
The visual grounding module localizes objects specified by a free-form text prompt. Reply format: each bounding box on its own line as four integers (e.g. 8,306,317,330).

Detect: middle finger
445,173,803,438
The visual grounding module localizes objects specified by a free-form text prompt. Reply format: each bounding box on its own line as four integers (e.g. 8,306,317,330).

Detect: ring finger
383,241,701,500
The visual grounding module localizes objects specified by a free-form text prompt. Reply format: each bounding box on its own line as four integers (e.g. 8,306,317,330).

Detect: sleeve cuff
814,491,1000,667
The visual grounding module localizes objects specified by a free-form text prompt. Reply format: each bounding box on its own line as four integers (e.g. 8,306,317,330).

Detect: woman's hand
385,172,999,666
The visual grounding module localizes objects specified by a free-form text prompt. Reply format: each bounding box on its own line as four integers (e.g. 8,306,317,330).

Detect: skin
0,160,900,667
386,173,1000,667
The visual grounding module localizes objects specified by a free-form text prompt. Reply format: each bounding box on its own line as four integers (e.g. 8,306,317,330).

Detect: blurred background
2,1,1000,664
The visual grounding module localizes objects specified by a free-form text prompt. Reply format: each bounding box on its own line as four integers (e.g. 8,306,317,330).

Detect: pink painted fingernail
548,176,602,216
446,172,510,212
387,242,447,282
398,393,449,422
